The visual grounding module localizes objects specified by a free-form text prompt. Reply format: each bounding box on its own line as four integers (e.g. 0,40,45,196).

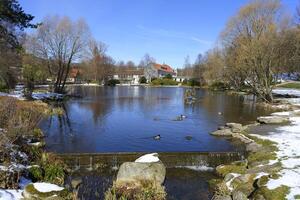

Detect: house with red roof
145,63,177,81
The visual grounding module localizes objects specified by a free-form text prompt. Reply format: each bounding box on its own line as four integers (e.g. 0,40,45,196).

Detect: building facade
145,63,176,81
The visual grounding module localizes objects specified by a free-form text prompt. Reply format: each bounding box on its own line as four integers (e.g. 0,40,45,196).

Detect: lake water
40,86,271,153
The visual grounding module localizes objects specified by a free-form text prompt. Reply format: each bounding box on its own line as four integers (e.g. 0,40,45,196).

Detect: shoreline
210,88,300,200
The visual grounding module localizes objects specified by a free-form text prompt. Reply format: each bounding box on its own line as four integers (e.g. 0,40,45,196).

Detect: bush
0,97,48,144
209,81,230,90
40,153,66,185
106,79,120,86
139,76,147,84
163,74,172,79
28,166,44,182
105,181,166,200
151,78,178,86
182,79,200,86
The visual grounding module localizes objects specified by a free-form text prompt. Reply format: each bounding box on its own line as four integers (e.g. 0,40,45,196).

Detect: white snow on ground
33,182,64,193
273,88,300,97
225,173,240,191
253,89,300,199
0,177,31,200
135,153,160,163
271,111,291,116
31,92,64,100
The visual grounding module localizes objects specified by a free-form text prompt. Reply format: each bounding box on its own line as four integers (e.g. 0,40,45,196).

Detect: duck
153,134,161,140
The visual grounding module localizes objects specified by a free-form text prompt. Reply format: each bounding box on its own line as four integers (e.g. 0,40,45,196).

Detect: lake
40,86,270,153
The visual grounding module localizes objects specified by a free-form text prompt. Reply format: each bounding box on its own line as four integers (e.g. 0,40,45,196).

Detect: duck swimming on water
153,134,161,140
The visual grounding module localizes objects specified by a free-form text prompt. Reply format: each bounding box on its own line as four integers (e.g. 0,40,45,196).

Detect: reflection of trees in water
197,90,267,123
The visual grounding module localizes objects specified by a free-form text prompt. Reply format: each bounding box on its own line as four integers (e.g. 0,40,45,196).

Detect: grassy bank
276,82,300,89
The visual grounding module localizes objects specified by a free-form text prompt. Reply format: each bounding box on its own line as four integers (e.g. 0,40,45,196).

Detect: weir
57,151,244,171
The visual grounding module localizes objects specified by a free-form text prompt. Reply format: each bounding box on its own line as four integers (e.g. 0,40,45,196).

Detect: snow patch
135,153,160,163
33,183,64,193
225,173,240,191
253,103,300,199
273,88,300,97
175,165,214,171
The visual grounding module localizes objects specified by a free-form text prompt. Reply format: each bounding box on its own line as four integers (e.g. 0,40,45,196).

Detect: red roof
153,63,175,74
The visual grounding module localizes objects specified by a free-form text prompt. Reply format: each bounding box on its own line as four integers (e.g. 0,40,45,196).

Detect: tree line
180,0,300,102
1,0,300,102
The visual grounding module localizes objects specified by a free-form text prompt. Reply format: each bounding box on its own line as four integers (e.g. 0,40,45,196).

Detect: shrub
106,79,120,86
40,153,66,185
28,166,44,182
209,81,230,90
105,181,166,200
151,78,178,86
0,97,48,145
139,76,147,84
163,74,172,79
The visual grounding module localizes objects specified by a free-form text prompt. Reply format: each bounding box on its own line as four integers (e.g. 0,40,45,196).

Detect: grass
277,82,300,89
216,164,247,177
105,181,166,200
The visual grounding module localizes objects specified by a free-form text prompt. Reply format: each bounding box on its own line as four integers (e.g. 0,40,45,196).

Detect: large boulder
257,116,289,124
246,142,263,152
226,123,244,133
116,162,166,187
211,128,233,136
23,183,70,199
232,190,248,200
212,195,232,200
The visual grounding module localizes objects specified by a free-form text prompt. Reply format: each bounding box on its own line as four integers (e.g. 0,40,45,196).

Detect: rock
233,182,254,197
246,162,281,174
232,133,253,144
233,174,253,184
232,190,248,200
257,116,289,124
246,142,263,152
211,128,233,136
23,183,69,199
226,123,244,133
116,162,166,187
71,178,82,189
212,195,232,200
224,173,235,182
252,194,266,200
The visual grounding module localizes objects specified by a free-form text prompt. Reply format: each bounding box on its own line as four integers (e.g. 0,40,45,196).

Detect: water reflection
40,86,271,153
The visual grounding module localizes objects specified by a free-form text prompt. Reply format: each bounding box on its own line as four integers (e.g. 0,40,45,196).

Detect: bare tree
26,16,90,93
220,0,284,102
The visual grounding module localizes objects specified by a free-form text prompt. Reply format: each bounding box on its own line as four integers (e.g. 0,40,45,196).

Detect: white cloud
136,25,212,46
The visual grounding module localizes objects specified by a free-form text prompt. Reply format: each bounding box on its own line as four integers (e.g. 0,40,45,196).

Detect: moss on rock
253,185,290,200
216,164,247,177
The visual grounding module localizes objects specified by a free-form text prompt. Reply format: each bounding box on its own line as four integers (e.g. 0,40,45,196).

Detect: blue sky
19,0,298,68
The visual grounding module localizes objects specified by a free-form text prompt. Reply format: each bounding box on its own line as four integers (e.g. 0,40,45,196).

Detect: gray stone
224,173,235,182
226,123,244,133
246,142,263,152
23,183,69,200
246,162,281,174
232,190,248,200
212,195,232,200
71,177,82,189
116,162,166,186
257,116,289,124
232,133,253,144
211,128,233,136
